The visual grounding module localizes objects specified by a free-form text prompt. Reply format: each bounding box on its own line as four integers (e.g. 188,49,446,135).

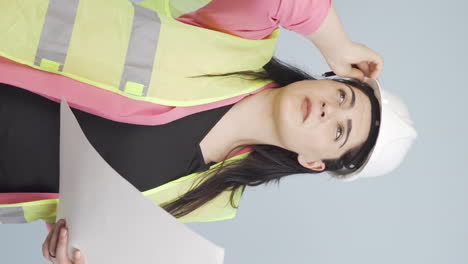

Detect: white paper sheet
56,100,225,263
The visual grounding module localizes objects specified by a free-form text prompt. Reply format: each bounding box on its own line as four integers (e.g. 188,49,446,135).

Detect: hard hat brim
338,78,383,181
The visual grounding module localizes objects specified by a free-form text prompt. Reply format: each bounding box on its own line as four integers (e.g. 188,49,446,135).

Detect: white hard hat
339,78,418,181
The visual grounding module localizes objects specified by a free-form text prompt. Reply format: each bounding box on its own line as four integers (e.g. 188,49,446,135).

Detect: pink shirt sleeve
176,0,332,40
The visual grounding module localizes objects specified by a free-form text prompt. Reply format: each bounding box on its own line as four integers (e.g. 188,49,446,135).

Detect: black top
0,83,234,193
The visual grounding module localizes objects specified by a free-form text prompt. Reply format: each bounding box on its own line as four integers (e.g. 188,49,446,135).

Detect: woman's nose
319,101,337,121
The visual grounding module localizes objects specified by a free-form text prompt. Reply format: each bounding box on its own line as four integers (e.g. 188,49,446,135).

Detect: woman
0,0,415,263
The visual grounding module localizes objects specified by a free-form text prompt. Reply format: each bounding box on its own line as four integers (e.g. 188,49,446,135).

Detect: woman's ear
297,155,326,172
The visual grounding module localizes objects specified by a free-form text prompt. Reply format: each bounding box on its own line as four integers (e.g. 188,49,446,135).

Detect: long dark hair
162,57,381,218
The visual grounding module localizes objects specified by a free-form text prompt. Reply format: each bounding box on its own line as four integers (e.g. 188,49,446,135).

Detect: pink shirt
177,0,331,39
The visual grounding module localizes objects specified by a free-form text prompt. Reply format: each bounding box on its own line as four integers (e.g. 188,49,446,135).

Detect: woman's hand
42,219,87,264
306,4,384,81
321,40,384,81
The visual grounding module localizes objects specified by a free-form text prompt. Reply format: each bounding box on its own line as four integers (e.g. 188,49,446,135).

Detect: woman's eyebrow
340,119,352,148
339,85,355,148
346,84,356,108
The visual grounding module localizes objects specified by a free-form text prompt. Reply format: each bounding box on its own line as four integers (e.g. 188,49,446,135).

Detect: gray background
1,0,467,263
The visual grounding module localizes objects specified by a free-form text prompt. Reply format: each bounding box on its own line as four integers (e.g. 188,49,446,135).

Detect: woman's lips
302,97,311,123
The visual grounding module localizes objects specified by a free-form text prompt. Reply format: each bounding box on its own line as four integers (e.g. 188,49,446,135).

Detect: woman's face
271,79,372,171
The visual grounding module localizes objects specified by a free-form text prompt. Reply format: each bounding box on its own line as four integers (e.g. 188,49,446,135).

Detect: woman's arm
305,4,350,57
177,0,383,79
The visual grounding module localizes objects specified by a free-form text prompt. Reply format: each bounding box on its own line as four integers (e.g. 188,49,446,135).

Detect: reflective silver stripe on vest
119,4,161,96
34,0,80,71
0,207,27,224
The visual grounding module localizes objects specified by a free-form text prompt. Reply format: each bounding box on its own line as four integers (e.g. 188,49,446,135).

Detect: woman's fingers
369,59,383,79
73,249,87,264
356,62,370,77
49,219,65,259
359,46,384,79
42,223,55,260
56,228,88,264
56,227,71,263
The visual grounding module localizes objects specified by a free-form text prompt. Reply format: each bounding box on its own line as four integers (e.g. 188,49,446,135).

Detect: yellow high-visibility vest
0,0,279,106
0,0,280,224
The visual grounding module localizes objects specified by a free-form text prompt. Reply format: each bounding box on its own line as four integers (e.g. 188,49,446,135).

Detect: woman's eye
335,125,343,141
339,89,346,105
